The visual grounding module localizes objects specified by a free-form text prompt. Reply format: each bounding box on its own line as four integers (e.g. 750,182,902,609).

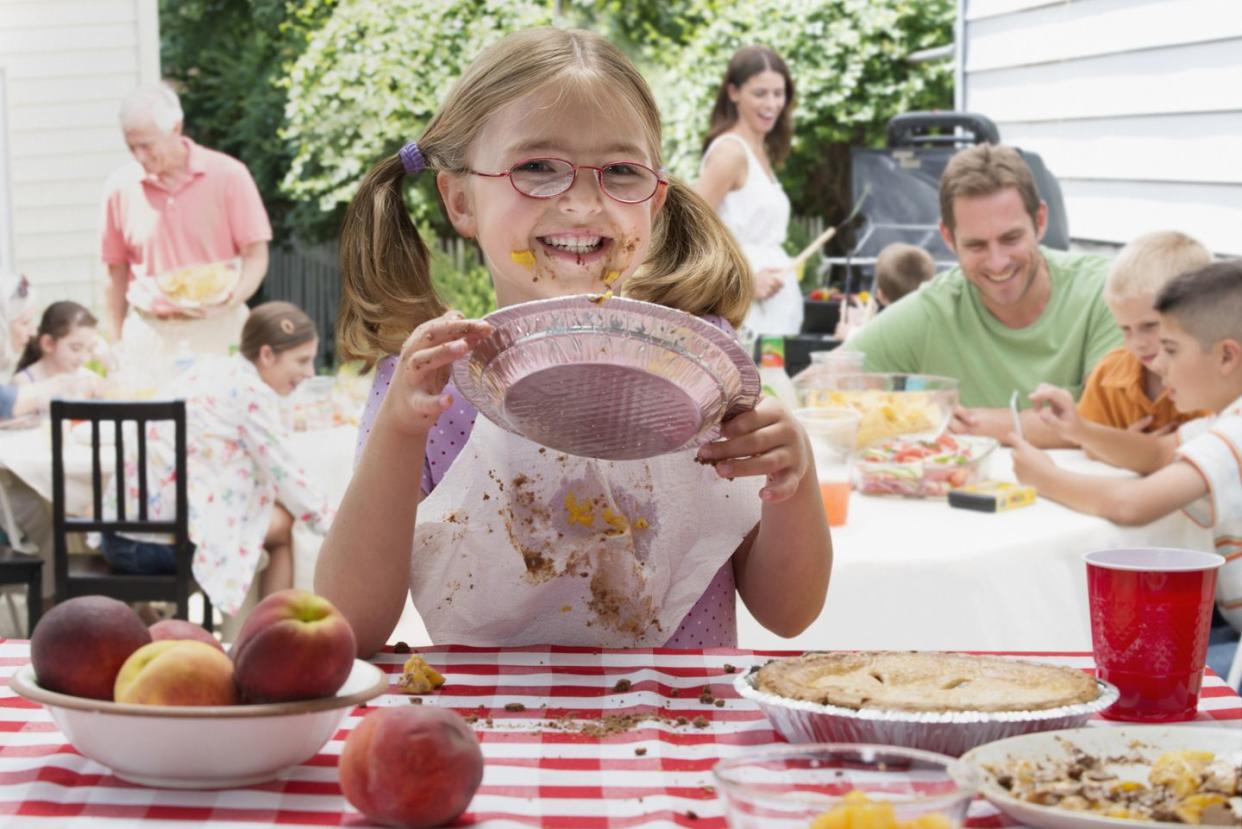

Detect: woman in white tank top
694,46,803,337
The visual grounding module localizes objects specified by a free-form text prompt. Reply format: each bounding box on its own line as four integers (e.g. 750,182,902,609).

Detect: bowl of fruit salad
854,434,997,498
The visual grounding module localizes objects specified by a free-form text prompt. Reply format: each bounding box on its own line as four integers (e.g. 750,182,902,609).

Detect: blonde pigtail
337,155,446,370
624,178,753,330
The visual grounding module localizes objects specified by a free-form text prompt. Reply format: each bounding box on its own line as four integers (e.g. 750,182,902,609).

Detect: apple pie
754,651,1100,713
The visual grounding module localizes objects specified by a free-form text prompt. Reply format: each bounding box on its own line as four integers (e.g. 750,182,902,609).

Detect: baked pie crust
754,651,1100,713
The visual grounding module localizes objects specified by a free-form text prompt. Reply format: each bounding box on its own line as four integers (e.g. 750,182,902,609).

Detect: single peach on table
149,619,224,651
114,640,238,706
31,596,151,700
230,589,356,703
339,707,484,828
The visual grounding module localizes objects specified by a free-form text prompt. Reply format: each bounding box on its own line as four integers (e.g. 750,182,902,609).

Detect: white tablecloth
736,448,1216,652
3,426,1217,653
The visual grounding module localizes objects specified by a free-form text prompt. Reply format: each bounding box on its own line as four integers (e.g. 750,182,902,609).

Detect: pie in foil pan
451,295,760,460
735,653,1121,758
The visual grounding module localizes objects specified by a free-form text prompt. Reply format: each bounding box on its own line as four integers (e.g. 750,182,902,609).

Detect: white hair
119,83,184,133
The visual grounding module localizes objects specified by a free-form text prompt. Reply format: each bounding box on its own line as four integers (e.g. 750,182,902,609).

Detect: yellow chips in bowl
799,374,959,448
156,263,236,306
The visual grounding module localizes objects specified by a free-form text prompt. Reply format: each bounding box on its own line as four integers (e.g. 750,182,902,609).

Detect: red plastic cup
1085,548,1223,722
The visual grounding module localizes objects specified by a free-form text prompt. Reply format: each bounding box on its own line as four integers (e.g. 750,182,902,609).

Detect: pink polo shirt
100,137,272,277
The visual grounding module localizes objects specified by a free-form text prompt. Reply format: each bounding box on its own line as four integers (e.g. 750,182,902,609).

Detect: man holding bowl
100,83,271,361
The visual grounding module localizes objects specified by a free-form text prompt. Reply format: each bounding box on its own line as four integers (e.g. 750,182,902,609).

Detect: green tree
280,0,556,239
159,0,338,241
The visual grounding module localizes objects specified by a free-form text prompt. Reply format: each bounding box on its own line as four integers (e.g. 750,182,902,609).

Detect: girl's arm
1011,437,1206,525
314,313,492,657
699,398,831,637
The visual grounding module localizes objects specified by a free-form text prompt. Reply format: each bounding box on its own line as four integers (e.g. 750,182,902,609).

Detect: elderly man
100,83,271,360
844,145,1121,433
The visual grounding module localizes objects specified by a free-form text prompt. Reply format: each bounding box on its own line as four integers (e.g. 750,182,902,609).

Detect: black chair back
50,400,211,630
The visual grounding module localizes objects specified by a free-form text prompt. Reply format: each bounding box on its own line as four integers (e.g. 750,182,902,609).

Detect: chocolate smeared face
452,84,665,307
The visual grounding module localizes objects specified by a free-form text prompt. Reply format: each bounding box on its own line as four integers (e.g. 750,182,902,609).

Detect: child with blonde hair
1013,262,1242,649
1020,231,1213,466
316,28,831,656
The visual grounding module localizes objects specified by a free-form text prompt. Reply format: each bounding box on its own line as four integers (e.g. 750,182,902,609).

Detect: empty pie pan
735,669,1119,758
452,294,760,460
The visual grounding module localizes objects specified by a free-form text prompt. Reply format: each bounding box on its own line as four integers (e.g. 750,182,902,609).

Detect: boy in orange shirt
1075,231,1213,432
1022,231,1212,457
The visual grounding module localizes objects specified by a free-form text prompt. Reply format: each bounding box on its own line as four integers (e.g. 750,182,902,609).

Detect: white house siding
958,0,1242,256
0,0,159,307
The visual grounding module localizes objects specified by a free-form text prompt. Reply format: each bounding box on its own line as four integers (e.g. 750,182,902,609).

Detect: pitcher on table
315,28,834,656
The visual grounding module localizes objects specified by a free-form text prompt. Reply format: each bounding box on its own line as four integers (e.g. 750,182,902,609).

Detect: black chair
50,400,212,631
0,545,42,636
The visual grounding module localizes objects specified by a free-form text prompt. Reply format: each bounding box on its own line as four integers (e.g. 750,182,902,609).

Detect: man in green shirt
844,145,1121,431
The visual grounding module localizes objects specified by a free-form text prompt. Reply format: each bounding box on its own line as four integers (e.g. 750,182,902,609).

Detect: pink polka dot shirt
358,354,741,648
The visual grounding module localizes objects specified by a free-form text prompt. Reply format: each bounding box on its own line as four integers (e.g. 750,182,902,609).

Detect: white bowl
9,659,387,789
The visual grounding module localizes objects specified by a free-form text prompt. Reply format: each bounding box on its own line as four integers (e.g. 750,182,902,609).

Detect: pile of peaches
28,590,486,828
31,590,356,705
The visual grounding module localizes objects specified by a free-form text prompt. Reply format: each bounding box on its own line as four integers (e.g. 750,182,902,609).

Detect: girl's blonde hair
1104,230,1212,304
338,27,751,369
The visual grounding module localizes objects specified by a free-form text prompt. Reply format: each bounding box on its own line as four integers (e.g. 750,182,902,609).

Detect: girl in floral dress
103,301,333,615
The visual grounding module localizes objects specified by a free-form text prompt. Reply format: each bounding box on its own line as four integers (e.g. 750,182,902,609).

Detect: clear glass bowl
713,744,979,829
798,373,960,448
854,435,998,498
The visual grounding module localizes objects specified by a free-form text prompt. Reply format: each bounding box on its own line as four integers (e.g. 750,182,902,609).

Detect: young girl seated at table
316,28,832,657
104,301,334,616
12,301,100,387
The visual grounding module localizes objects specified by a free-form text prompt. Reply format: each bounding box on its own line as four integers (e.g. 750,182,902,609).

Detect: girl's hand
381,310,492,437
1028,383,1083,443
696,397,810,502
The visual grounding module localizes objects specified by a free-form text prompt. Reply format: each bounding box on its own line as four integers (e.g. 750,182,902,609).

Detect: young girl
316,28,831,656
104,301,333,616
694,46,803,337
12,301,99,386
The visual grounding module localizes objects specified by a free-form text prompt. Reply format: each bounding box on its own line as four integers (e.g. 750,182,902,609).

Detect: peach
339,708,483,828
149,619,224,651
31,595,151,700
114,640,238,706
230,589,356,703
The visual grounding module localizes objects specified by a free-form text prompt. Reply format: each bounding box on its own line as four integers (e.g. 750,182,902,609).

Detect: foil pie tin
735,668,1120,758
452,295,760,460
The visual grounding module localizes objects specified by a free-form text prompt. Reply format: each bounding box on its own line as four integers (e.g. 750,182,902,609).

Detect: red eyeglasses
469,157,667,204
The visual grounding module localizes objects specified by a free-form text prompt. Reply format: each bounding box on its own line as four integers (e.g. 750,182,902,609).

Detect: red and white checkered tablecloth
0,643,1237,828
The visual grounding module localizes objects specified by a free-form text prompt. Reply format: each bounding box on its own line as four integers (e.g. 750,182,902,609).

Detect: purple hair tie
399,141,427,175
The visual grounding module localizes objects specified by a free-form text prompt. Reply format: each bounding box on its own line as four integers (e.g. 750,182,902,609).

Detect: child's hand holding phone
1028,383,1087,445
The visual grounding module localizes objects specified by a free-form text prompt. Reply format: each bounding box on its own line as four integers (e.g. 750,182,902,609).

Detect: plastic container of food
854,434,997,498
798,373,959,448
713,743,979,829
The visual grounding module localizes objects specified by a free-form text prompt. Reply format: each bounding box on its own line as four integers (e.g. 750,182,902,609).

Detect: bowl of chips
156,262,238,308
798,373,959,448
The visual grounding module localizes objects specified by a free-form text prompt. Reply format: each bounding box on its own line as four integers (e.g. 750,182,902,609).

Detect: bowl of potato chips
798,373,959,449
156,262,238,308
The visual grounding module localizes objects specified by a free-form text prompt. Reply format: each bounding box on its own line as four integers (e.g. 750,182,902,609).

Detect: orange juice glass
819,480,852,526
794,407,860,527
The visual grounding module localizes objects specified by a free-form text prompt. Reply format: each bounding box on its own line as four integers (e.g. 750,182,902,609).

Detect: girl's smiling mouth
538,232,612,265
